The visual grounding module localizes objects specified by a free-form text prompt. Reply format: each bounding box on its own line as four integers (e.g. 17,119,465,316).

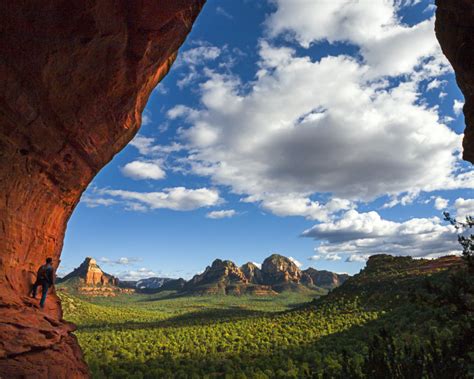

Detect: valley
60,254,471,378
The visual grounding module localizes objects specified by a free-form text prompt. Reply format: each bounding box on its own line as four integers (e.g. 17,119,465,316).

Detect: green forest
60,253,473,379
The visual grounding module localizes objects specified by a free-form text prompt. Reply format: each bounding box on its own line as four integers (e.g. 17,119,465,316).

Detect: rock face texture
435,0,474,162
261,254,302,285
185,259,250,294
191,259,249,286
0,1,205,377
180,254,348,295
301,268,349,290
240,262,264,284
59,257,118,287
159,278,187,292
56,257,134,296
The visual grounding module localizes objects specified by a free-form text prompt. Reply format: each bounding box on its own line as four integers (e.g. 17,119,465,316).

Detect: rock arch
0,0,472,377
0,1,205,377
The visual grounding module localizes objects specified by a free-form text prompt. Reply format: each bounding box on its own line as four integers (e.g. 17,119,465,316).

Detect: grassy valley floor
60,256,472,378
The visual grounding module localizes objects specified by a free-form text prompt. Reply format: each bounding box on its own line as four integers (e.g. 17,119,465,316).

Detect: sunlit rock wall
0,1,205,377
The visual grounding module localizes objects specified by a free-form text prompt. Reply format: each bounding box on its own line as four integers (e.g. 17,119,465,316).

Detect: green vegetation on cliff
61,255,472,378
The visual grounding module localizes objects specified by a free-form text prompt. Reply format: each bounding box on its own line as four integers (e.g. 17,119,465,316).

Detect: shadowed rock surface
261,254,302,285
0,0,471,376
0,1,205,377
301,268,349,290
184,259,253,295
180,255,346,295
435,0,474,162
158,278,187,292
240,262,264,284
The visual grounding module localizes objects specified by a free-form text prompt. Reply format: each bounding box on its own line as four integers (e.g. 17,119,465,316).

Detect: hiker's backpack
37,264,48,281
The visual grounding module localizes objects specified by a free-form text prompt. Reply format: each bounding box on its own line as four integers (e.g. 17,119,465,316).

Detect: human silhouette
31,257,55,308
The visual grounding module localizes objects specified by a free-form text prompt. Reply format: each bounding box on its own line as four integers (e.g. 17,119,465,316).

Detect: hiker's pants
32,280,50,307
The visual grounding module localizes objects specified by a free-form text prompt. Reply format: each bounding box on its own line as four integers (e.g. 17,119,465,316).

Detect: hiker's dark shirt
37,264,54,285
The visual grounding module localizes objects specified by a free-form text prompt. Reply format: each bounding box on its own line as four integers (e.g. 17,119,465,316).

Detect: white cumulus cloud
266,1,447,77
434,197,449,211
82,196,118,208
454,198,474,220
206,209,237,219
116,268,157,281
92,187,221,212
170,42,467,210
98,257,142,266
302,210,459,261
121,161,166,180
453,99,464,116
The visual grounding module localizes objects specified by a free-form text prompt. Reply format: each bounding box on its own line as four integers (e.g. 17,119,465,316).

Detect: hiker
31,257,55,308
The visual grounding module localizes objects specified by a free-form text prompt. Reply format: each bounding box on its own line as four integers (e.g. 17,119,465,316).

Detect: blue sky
60,0,473,281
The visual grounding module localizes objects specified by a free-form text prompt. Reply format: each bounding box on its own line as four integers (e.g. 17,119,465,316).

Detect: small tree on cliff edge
443,211,474,272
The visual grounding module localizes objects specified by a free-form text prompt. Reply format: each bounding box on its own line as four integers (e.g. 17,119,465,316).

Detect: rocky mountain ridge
59,254,349,296
181,254,349,295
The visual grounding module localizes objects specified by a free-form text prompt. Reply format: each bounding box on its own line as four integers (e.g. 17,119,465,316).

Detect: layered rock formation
59,257,118,287
181,254,348,295
301,268,349,290
57,257,135,296
0,1,205,377
184,259,254,295
435,0,474,162
261,254,302,285
0,0,469,376
240,262,264,284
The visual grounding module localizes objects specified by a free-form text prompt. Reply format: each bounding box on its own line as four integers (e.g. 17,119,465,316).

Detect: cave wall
0,0,472,377
435,0,474,162
0,1,205,377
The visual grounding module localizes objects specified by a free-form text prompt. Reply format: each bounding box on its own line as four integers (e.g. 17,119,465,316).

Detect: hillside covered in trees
61,253,473,378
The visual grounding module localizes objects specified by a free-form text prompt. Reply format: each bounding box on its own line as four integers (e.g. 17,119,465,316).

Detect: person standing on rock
31,257,55,308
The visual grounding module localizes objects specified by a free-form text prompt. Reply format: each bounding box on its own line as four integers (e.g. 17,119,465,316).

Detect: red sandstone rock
57,257,137,296
261,254,302,285
0,1,205,377
59,257,118,286
240,262,264,284
435,0,474,162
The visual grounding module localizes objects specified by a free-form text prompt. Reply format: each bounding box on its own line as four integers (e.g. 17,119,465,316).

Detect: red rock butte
0,0,472,377
59,257,118,287
0,1,205,377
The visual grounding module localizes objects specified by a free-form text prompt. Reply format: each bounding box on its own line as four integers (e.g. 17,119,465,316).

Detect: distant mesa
59,254,350,297
119,277,186,293
159,278,187,291
137,277,173,289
